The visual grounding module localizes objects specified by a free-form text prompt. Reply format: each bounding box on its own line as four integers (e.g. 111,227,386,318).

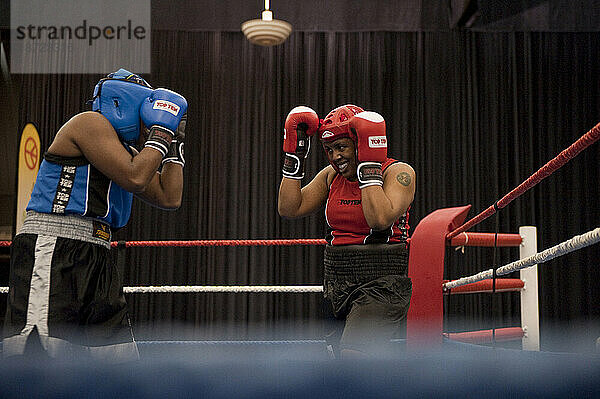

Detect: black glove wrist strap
144,126,174,157
357,162,383,189
282,153,306,180
162,140,185,167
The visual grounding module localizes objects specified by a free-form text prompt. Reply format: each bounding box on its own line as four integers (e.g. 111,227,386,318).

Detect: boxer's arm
49,111,164,192
361,162,415,230
278,165,332,218
134,163,183,209
134,113,187,209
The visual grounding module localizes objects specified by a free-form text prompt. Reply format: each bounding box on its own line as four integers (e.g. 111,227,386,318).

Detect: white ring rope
0,285,322,294
445,227,600,290
123,285,323,294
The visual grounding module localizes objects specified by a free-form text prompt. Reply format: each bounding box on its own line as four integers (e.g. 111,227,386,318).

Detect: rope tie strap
444,227,600,290
454,233,469,253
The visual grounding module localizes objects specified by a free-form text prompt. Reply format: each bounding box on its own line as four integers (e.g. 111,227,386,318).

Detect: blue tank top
27,152,133,228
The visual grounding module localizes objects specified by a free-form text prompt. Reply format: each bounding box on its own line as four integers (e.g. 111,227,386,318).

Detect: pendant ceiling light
241,0,292,46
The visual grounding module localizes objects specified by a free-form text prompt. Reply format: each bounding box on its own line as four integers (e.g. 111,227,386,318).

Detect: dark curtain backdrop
9,31,600,350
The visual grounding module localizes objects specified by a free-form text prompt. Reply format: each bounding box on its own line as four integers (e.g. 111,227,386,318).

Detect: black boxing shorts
323,243,412,356
2,211,138,362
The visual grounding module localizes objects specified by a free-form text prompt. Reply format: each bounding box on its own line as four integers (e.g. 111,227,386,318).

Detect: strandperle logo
11,0,150,74
15,20,146,46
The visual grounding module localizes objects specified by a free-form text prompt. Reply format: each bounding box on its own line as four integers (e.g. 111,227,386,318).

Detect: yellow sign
16,123,41,232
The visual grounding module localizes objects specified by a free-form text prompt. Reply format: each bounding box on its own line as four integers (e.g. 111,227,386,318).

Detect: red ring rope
112,238,328,248
0,238,329,247
449,232,521,247
447,122,600,239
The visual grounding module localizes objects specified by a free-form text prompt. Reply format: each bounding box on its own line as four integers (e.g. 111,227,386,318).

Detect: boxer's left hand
162,113,186,167
349,111,387,188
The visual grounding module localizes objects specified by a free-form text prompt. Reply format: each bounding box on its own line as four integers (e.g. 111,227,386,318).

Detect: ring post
519,226,540,350
406,205,471,350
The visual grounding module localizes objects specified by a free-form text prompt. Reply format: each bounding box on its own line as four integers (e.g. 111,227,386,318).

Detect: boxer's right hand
282,106,319,179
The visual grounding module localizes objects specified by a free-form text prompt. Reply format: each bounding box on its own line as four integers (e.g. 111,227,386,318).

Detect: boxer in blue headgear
3,67,188,363
91,68,154,146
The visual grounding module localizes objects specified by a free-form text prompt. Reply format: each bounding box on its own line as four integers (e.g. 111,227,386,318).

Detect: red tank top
325,158,410,245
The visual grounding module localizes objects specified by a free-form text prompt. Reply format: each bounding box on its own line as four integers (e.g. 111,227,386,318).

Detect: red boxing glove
349,111,387,188
282,106,319,179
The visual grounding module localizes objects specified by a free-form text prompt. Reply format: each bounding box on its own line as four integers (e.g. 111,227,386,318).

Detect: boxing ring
1,122,600,396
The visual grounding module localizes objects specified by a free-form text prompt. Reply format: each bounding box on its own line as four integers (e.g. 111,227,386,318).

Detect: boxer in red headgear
278,104,416,359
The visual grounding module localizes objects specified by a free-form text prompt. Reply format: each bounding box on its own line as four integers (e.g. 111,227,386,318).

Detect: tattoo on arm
396,172,411,186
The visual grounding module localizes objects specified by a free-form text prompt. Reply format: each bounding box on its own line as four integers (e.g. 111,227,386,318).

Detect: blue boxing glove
141,88,188,156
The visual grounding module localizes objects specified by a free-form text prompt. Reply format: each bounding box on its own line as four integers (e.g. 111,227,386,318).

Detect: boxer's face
323,137,357,180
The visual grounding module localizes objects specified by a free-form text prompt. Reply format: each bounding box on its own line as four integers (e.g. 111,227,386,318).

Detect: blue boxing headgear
92,68,153,145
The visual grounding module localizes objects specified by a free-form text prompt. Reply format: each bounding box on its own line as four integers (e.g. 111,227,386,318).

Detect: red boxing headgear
319,104,365,174
318,104,364,143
